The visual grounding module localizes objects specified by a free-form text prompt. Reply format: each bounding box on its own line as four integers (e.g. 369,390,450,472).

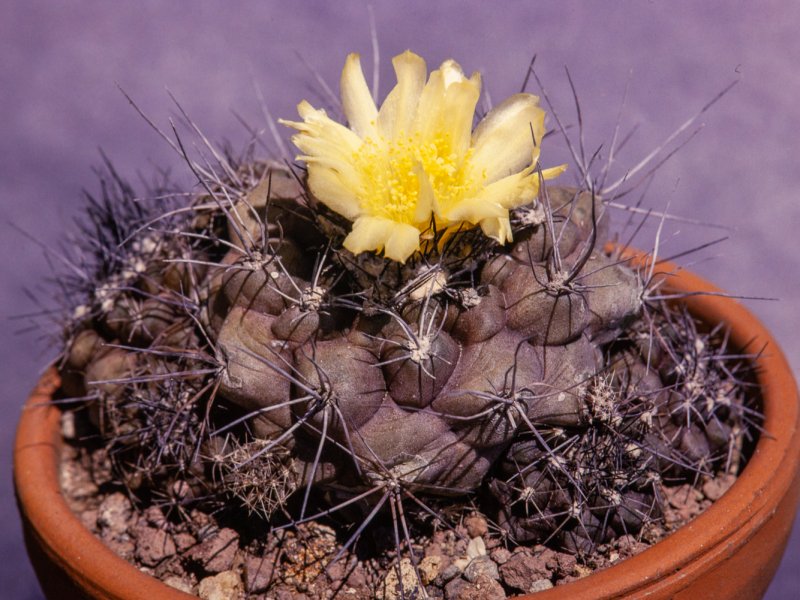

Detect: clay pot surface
14,258,800,600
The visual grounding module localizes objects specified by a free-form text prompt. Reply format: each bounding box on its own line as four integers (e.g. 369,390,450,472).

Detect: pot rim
13,257,800,600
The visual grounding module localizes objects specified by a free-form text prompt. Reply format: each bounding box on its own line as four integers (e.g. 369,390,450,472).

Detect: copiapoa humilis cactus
44,49,760,598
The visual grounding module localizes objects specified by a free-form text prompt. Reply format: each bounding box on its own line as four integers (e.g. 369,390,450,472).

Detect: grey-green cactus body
60,162,752,553
207,175,640,494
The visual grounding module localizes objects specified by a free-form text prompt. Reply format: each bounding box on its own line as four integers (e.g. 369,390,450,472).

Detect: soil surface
60,417,737,600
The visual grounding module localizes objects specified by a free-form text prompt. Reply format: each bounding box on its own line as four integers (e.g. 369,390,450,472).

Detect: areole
14,257,800,600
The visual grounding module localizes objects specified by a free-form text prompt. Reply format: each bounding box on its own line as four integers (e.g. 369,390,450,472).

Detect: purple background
2,2,798,598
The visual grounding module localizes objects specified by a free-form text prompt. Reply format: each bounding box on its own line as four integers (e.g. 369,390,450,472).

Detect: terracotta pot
14,259,800,600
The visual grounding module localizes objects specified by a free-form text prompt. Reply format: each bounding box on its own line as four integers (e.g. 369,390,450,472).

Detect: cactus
53,50,756,594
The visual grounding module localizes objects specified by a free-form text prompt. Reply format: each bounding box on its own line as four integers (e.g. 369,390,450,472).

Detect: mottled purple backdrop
2,2,798,598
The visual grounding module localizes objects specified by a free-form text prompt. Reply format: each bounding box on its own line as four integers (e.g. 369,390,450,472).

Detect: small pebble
439,563,463,583
173,532,197,553
702,473,736,501
466,536,486,559
243,552,277,593
133,525,176,567
464,556,500,583
490,547,511,565
163,575,193,594
445,574,506,600
464,514,489,538
97,492,132,536
377,558,422,600
198,570,243,600
418,555,442,584
188,527,239,574
530,578,554,592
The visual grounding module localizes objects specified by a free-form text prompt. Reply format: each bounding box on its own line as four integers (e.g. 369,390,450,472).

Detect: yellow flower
281,50,565,263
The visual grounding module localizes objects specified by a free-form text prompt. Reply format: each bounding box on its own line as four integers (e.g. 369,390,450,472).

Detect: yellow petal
471,94,546,183
377,51,427,139
343,216,420,262
413,62,480,156
481,169,538,210
480,216,513,245
414,163,435,223
385,224,422,262
440,59,467,88
411,67,445,140
540,164,568,181
435,167,532,229
437,195,506,225
306,165,361,220
480,162,568,211
281,102,362,161
341,53,378,139
281,102,364,219
343,216,394,255
442,75,481,156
